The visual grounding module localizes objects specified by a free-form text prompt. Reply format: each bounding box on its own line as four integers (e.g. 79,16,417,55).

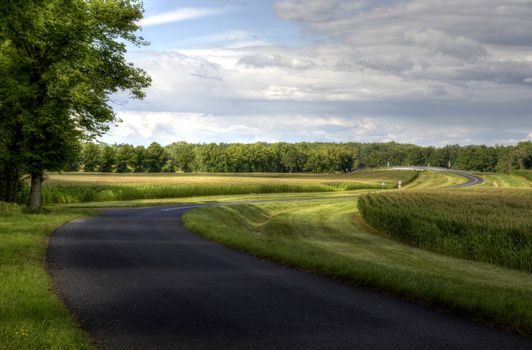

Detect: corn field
34,170,419,204
358,189,532,272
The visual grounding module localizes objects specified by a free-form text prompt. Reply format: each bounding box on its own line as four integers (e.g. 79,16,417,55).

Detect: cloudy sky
102,0,532,146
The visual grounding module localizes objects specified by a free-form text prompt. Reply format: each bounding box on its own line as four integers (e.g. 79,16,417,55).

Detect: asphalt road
448,171,484,188
47,202,531,350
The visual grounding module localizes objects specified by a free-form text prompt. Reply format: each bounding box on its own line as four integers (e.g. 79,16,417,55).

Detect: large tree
0,0,151,208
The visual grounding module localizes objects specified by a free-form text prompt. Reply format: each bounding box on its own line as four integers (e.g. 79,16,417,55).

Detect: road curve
47,202,530,350
392,166,484,188
447,171,484,188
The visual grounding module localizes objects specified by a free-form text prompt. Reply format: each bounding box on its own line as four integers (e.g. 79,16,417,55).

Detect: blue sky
102,0,532,146
137,1,308,50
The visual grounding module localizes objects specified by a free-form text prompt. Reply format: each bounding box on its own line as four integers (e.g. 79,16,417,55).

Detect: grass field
478,171,532,188
0,203,93,350
404,171,467,188
513,170,532,182
54,190,366,208
39,170,418,204
358,189,532,272
182,198,532,335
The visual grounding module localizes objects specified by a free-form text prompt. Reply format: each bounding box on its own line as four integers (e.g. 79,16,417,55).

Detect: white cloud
103,111,401,145
139,8,226,27
103,110,530,146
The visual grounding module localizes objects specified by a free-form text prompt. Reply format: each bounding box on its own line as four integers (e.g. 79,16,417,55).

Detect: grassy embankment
478,170,532,188
0,203,94,350
404,170,467,188
39,170,418,204
182,195,532,335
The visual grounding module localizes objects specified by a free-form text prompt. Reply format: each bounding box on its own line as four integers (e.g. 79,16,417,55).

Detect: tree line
64,141,532,174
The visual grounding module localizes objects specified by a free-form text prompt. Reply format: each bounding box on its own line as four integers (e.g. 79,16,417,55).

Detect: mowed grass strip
0,203,94,350
182,199,532,335
479,171,532,188
513,170,532,182
40,170,418,204
404,171,468,189
358,189,532,272
54,190,368,209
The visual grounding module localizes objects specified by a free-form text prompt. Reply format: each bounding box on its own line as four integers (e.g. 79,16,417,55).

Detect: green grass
513,170,532,182
358,189,532,272
479,172,532,188
37,170,418,204
0,203,94,350
54,190,370,209
182,198,532,335
404,171,467,188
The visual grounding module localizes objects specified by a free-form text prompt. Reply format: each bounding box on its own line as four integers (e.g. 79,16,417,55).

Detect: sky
101,0,532,146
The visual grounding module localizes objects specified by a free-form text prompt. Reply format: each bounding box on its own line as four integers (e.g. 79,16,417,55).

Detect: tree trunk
29,172,43,210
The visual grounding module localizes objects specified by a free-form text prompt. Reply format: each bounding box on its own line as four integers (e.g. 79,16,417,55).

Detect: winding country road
47,197,531,350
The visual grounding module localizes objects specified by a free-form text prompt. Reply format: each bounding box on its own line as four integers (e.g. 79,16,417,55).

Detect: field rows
39,170,419,204
358,189,532,272
479,172,532,188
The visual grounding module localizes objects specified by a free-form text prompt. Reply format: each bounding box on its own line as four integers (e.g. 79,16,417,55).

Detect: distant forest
66,141,532,173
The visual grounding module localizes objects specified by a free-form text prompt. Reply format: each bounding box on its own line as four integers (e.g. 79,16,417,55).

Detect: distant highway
391,166,484,188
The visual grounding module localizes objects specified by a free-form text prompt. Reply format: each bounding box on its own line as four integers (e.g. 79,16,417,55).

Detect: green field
404,171,467,188
358,189,532,271
182,197,532,334
478,171,532,188
38,170,418,204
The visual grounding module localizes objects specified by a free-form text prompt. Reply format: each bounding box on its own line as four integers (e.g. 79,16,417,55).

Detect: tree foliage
0,0,151,207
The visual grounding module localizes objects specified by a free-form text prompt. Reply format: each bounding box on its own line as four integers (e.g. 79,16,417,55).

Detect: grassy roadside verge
0,203,94,350
52,190,370,208
182,198,532,335
478,172,532,188
405,171,468,188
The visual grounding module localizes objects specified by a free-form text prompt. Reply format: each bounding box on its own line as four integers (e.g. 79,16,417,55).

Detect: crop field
38,170,418,204
358,189,532,271
183,198,532,334
46,170,418,184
